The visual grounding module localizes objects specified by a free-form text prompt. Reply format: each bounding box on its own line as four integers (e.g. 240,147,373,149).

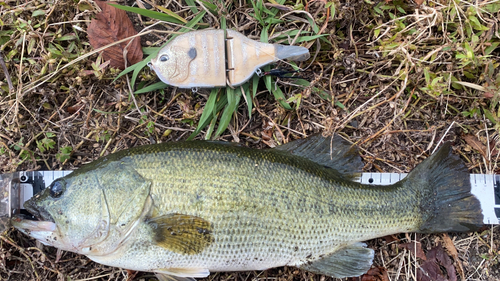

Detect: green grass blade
215,87,241,138
155,6,188,23
198,89,219,129
305,13,319,34
204,112,219,140
135,81,167,94
131,52,158,87
250,0,264,26
264,71,291,110
179,10,207,32
294,34,329,43
264,18,284,25
261,25,269,42
142,47,161,55
184,0,199,13
109,4,185,24
113,60,142,82
199,0,218,14
252,74,259,99
187,88,227,140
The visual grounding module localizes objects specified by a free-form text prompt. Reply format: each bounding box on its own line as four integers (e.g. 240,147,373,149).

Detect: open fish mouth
11,214,57,232
11,214,60,248
10,200,60,245
27,206,55,223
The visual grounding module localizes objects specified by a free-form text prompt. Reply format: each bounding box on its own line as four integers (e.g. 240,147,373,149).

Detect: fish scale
87,143,418,271
12,136,484,279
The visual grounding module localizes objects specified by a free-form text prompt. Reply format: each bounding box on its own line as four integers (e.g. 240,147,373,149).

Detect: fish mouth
11,214,58,247
11,214,57,232
24,199,55,223
147,58,157,69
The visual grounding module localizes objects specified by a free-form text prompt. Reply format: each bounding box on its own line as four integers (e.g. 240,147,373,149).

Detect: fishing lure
148,29,310,89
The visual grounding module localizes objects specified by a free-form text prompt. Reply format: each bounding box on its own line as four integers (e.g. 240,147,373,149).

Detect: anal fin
154,267,210,281
155,273,195,281
297,242,374,278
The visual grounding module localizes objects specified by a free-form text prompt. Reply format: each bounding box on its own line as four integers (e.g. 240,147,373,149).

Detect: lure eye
160,55,169,62
49,181,64,198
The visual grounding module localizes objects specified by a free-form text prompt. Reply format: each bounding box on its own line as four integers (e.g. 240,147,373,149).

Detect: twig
432,120,455,154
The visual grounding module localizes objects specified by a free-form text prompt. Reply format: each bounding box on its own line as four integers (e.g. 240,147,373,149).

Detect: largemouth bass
12,135,483,280
148,29,310,88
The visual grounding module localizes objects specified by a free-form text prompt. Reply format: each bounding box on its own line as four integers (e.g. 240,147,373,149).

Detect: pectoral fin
146,213,213,255
297,242,374,278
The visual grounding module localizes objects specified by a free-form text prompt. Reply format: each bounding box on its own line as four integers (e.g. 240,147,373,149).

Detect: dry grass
0,0,500,280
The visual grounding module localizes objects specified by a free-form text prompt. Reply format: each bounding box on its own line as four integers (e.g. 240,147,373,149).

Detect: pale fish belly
89,208,343,273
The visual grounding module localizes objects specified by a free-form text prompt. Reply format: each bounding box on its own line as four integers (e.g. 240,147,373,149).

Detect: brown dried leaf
463,134,499,158
399,241,427,260
418,243,457,281
382,234,400,243
87,1,143,70
414,0,425,5
464,134,488,158
442,234,465,280
66,104,84,114
435,246,457,281
419,259,448,281
352,266,389,281
483,92,495,99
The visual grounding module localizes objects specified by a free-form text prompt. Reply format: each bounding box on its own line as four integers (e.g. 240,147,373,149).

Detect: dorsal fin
275,134,363,179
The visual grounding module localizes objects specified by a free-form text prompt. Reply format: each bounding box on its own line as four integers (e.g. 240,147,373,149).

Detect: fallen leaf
414,0,425,5
419,259,448,281
464,134,487,157
483,91,494,99
399,241,427,260
441,234,465,280
66,104,84,114
349,266,389,281
87,1,143,69
463,134,499,158
434,245,457,281
381,234,400,243
417,243,457,281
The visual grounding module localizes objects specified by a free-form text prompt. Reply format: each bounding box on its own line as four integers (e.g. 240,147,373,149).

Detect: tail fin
274,44,310,61
405,143,483,233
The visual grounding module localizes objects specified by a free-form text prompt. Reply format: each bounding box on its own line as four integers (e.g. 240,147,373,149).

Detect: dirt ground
0,0,499,280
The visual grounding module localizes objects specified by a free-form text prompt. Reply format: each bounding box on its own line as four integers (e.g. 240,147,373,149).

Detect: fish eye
160,55,169,62
49,181,64,198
